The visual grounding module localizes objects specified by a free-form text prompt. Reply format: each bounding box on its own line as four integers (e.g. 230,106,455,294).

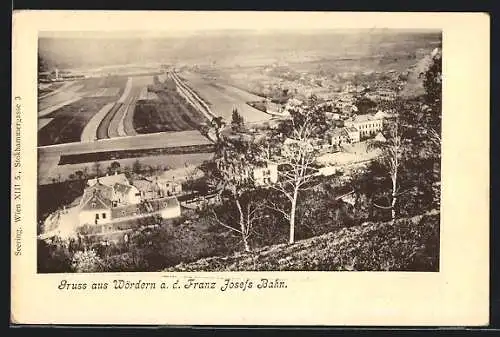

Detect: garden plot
133,87,206,134
180,72,272,123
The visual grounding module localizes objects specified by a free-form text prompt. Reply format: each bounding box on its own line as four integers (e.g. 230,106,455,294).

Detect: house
112,182,141,206
78,173,143,226
87,173,141,206
330,128,349,147
344,113,384,139
159,197,181,219
133,178,162,201
154,178,183,197
345,126,360,143
78,188,113,226
253,162,278,186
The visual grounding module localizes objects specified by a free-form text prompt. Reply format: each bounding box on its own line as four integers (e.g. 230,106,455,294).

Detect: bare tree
263,108,326,244
371,119,405,221
206,138,262,252
211,198,266,252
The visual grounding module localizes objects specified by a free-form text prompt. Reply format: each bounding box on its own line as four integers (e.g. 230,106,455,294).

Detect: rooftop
113,182,134,194
88,173,129,188
348,113,384,123
159,165,204,182
80,190,113,211
80,182,113,206
132,178,155,193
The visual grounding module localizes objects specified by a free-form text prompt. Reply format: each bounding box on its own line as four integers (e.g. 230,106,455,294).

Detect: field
133,87,207,134
179,71,273,123
38,75,129,145
38,130,214,185
59,143,214,164
38,97,115,146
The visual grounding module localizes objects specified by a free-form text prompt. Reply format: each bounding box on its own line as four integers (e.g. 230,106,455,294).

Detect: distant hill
164,210,440,272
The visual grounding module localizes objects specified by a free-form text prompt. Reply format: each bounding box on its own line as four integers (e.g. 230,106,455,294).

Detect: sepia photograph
11,10,489,326
36,28,442,273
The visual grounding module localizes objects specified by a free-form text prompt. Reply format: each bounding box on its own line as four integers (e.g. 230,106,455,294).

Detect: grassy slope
165,211,440,272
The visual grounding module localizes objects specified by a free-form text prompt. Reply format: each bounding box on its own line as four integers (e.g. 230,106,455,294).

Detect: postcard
11,10,489,325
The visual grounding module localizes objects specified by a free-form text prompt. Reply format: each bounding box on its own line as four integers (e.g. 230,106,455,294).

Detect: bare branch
267,201,291,220
373,202,393,210
210,209,243,235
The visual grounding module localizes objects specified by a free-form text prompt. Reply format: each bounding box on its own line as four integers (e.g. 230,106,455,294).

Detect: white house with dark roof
78,187,113,226
330,127,349,147
78,173,142,226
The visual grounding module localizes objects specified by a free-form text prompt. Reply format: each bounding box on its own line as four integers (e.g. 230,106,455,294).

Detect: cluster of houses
75,104,387,234
78,170,189,227
76,162,280,230
326,110,387,147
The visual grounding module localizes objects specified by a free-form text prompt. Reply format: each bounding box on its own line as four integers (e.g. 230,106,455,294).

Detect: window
95,213,99,220
102,213,106,219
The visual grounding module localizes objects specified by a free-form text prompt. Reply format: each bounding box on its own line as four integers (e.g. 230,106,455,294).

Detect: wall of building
347,130,360,143
127,187,142,204
253,164,278,186
160,206,181,219
79,209,112,226
345,119,383,138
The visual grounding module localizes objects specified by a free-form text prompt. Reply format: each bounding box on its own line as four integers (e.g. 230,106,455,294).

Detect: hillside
399,47,442,98
165,211,440,272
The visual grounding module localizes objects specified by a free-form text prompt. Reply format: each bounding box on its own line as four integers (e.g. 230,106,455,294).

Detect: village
36,29,442,274
39,93,391,242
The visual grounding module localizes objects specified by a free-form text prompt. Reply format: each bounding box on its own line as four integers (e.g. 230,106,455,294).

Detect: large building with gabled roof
79,187,113,226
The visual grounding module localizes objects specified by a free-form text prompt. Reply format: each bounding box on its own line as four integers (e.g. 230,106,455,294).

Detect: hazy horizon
39,29,441,70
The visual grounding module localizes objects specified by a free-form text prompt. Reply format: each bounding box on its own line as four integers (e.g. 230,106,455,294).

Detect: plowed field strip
123,100,138,136
80,103,114,142
117,86,141,137
96,102,123,139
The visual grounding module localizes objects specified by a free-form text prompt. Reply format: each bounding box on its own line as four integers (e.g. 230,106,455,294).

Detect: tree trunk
391,173,397,221
235,199,251,252
289,187,299,244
